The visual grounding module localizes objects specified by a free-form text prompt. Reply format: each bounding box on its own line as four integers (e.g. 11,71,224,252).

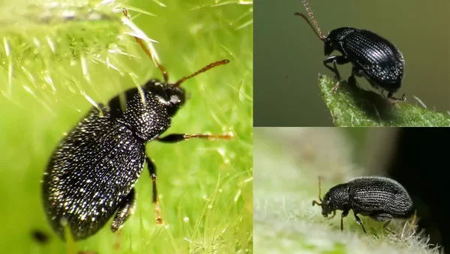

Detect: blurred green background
0,0,252,253
255,0,450,126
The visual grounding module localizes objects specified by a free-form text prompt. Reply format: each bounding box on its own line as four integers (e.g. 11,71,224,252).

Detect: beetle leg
340,209,349,231
157,133,233,143
387,92,407,103
323,55,349,82
353,212,367,233
111,188,135,232
328,210,336,219
145,156,163,224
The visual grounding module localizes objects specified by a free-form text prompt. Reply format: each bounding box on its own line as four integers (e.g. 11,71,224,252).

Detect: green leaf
318,75,450,127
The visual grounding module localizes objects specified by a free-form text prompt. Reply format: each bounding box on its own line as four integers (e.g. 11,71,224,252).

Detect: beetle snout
321,206,332,217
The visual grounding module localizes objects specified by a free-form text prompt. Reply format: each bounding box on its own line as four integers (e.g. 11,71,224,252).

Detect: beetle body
313,176,414,232
42,57,229,240
324,27,405,97
43,80,184,240
296,0,405,100
325,27,404,96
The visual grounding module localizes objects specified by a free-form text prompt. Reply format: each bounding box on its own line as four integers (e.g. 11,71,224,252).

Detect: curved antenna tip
172,59,230,87
295,0,326,41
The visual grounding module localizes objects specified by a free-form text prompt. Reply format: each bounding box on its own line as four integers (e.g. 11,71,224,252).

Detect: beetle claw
331,81,340,93
387,93,407,104
154,201,164,225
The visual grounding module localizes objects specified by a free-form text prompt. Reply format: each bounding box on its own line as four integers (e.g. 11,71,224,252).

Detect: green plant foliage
318,75,450,127
0,0,252,253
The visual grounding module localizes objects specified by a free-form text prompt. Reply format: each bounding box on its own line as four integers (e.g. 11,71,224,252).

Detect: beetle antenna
172,59,230,87
122,9,169,83
318,176,323,201
312,176,323,206
294,0,325,40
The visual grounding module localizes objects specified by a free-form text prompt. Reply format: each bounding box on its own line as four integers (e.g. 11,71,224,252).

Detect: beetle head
312,178,350,217
140,59,229,117
320,184,350,217
142,81,186,117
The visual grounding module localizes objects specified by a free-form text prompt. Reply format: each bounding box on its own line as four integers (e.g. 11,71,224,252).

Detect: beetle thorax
321,184,350,216
324,27,357,55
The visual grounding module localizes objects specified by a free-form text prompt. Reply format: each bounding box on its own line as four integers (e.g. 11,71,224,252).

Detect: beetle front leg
353,212,367,233
157,133,233,143
323,55,349,83
146,156,163,224
111,188,135,232
340,209,349,231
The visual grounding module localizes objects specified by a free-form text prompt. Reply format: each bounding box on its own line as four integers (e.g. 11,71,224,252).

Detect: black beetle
295,0,405,101
312,176,414,233
42,33,231,240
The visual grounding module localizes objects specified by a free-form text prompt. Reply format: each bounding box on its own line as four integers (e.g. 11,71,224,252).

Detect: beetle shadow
342,81,398,122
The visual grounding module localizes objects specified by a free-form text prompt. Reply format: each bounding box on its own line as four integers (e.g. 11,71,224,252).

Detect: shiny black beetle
42,33,231,240
296,0,405,101
313,176,414,233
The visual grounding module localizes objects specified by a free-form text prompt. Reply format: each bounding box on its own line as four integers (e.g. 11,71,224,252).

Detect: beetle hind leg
111,188,136,232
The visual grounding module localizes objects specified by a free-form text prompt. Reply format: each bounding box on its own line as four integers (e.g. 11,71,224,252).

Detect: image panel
0,1,253,253
254,127,448,253
254,0,450,126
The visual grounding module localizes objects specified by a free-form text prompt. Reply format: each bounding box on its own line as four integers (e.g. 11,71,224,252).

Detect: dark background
388,128,450,251
255,0,450,126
